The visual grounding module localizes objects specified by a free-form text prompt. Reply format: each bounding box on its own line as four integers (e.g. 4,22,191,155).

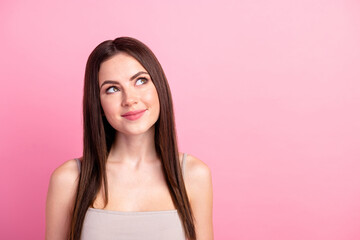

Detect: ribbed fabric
75,153,188,240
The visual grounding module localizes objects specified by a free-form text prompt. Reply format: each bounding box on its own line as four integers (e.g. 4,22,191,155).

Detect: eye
105,86,119,93
135,77,148,86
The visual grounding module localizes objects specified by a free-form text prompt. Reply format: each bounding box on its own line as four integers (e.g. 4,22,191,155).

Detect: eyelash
105,77,149,93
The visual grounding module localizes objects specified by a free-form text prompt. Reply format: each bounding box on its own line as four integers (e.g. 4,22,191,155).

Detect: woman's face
98,52,160,136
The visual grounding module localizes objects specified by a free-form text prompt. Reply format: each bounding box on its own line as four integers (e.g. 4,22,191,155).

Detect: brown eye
106,86,119,93
135,78,148,86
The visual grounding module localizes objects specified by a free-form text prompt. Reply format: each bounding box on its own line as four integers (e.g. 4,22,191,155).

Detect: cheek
100,97,117,116
146,89,160,108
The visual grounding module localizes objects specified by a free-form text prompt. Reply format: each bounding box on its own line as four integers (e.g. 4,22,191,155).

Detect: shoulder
181,153,212,202
47,159,80,207
179,152,211,174
47,159,81,212
182,153,214,239
45,158,81,239
49,159,80,188
186,153,212,180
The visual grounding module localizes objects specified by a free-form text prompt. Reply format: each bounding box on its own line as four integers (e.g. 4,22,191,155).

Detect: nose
121,87,138,107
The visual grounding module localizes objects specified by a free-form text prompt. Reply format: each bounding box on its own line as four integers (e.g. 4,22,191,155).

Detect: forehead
98,52,147,83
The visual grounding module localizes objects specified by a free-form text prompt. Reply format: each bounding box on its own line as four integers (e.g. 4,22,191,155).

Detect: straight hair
69,37,196,240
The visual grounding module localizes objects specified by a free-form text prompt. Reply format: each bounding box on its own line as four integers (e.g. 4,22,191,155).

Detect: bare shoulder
47,158,80,209
179,152,213,202
184,153,212,185
183,153,214,239
46,159,80,239
179,152,212,196
49,159,80,187
47,158,80,210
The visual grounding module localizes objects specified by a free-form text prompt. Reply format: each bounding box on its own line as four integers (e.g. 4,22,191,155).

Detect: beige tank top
75,153,188,240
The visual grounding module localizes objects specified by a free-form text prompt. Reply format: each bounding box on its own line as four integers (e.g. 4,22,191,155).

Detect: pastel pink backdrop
1,0,359,239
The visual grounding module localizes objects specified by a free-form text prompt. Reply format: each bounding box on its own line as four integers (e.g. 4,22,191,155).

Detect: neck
107,126,158,167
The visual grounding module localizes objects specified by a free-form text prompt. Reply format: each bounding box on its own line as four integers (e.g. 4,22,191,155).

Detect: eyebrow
100,71,149,89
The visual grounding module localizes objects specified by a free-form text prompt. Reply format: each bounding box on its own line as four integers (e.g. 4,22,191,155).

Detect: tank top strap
182,153,187,177
75,158,81,173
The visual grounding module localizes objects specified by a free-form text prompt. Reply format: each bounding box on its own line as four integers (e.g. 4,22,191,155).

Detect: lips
121,109,147,117
121,109,147,121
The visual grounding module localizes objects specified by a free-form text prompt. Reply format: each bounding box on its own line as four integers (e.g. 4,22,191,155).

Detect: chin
117,125,155,136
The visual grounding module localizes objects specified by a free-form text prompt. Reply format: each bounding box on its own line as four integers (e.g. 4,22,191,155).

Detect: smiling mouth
121,109,147,117
121,109,147,120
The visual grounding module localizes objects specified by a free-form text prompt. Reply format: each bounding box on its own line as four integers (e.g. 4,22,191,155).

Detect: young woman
45,37,213,240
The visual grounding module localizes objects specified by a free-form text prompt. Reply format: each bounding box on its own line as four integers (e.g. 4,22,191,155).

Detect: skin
45,52,213,240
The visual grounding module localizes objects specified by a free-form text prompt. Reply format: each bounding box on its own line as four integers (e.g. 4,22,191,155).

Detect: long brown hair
69,37,196,240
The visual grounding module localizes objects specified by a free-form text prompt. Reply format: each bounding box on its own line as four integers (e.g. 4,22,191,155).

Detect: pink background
1,0,360,239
